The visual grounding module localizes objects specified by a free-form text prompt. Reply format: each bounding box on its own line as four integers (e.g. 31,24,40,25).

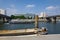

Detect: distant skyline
0,0,60,16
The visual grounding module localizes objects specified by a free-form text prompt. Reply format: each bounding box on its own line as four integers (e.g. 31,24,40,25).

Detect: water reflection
0,24,3,27
0,22,60,34
38,21,60,34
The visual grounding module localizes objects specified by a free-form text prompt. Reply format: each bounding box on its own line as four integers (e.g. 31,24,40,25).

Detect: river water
0,22,60,34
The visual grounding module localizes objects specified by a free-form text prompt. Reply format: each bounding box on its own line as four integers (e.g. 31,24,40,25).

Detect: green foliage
11,15,26,19
11,15,15,19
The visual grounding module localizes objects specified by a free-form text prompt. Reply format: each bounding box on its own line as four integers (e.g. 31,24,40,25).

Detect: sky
0,0,60,16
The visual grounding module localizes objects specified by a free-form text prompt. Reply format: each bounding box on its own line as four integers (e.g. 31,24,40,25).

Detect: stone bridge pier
46,17,56,22
50,17,56,22
0,17,10,23
0,14,11,23
2,17,8,23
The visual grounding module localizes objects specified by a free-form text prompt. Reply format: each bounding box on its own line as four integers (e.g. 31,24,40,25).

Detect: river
0,21,60,34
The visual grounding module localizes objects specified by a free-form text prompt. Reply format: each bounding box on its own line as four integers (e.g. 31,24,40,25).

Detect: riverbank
0,29,37,36
0,34,60,40
0,28,48,36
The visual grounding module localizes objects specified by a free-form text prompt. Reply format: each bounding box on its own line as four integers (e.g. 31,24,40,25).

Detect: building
14,13,35,19
39,12,47,17
0,9,6,15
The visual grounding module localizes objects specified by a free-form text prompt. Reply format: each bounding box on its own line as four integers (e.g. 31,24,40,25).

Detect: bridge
0,14,60,23
39,15,60,22
46,15,60,22
0,14,11,23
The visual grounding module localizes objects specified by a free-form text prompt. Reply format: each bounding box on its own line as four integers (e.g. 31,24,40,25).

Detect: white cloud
45,6,58,10
25,4,35,8
10,4,15,8
45,6,60,16
6,4,18,16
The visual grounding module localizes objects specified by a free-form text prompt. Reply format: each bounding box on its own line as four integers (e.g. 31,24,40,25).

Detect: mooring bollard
35,15,39,29
35,15,39,36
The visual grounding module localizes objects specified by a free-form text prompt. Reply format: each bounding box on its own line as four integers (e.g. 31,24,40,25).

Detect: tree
11,15,15,19
18,15,26,19
11,15,26,19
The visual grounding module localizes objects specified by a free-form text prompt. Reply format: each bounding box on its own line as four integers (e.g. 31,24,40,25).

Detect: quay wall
15,19,48,22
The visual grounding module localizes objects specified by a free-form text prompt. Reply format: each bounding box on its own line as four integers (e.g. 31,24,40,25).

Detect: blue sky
0,0,60,16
